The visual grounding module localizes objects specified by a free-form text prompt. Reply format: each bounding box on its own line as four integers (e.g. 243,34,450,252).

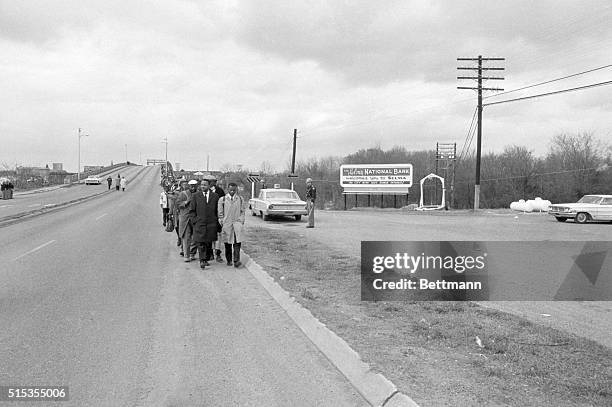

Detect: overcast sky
1,0,611,172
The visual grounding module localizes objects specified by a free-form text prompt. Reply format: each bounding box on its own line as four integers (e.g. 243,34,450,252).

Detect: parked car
548,194,612,223
84,176,102,185
249,188,308,221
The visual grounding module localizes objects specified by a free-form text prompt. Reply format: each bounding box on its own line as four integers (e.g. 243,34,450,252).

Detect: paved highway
0,166,367,406
0,165,143,220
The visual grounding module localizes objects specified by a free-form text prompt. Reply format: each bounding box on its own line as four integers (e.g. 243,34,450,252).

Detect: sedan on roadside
84,176,102,185
548,194,612,223
249,188,308,221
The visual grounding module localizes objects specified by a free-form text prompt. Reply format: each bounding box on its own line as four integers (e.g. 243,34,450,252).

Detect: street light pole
161,137,168,164
77,128,89,183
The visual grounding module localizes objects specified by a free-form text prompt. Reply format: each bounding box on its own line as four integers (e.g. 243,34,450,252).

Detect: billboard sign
340,164,413,194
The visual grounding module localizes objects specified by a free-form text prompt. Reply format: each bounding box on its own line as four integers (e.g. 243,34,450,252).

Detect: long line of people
161,175,245,270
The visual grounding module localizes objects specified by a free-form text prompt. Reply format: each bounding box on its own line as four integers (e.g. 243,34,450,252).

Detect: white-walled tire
575,212,589,224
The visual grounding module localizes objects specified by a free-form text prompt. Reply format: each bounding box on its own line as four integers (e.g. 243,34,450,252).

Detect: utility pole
77,128,89,183
161,137,168,164
290,128,297,190
125,144,128,163
207,154,210,172
457,56,504,209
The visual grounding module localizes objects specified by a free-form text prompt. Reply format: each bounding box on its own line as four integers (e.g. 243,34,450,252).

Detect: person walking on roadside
189,179,219,269
106,176,113,190
120,176,127,191
208,175,226,263
305,177,316,228
167,182,181,247
176,180,195,261
115,174,121,191
160,186,169,227
218,182,245,268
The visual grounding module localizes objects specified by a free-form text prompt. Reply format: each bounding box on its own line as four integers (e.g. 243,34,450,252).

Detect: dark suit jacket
189,190,219,242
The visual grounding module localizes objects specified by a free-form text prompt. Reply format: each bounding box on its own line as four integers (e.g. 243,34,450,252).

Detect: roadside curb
242,252,419,407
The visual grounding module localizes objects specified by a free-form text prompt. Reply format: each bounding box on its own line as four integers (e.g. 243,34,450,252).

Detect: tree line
222,132,611,209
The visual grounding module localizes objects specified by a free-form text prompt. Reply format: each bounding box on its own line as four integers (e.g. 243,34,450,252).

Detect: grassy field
244,225,611,406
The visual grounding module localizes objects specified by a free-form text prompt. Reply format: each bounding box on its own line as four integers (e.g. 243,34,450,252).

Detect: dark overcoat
189,190,219,243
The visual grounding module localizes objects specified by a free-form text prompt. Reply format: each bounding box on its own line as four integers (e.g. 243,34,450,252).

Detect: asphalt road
251,209,612,348
0,165,143,220
0,166,367,407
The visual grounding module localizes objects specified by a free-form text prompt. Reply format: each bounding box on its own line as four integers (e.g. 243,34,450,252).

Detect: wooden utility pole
457,56,504,209
290,128,297,190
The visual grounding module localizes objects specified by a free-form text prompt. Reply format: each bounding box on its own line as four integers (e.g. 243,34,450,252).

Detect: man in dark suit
208,175,226,262
189,179,219,269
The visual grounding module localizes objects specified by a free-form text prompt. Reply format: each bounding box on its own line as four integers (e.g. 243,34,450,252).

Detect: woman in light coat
218,182,245,267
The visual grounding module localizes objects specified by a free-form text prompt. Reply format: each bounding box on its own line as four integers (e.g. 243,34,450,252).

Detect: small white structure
416,173,446,211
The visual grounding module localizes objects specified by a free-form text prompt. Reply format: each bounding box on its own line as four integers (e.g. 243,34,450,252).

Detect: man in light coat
176,180,195,261
160,186,169,227
218,182,245,268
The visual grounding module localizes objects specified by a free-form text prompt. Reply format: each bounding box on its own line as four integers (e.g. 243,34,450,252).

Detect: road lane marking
12,240,57,261
0,204,13,208
27,203,42,207
95,213,107,220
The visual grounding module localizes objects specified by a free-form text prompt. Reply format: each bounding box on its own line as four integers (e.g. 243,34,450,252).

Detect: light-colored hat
306,178,312,183
208,174,217,181
188,180,198,185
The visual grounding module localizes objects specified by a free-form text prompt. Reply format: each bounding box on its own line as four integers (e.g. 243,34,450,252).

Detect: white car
249,188,308,221
84,176,102,185
548,194,612,223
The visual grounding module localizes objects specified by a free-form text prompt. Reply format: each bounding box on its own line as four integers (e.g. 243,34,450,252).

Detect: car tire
555,217,567,222
294,215,302,221
575,212,589,224
262,213,270,221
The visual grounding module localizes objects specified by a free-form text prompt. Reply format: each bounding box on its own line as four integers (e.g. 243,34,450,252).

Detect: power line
458,108,477,162
483,79,612,107
484,64,612,99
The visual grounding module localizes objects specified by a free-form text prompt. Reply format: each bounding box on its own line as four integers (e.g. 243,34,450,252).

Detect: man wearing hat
305,177,316,228
176,179,196,261
208,174,226,263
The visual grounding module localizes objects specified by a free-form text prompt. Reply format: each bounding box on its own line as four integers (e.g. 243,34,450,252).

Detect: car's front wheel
575,212,589,224
555,217,567,222
294,215,302,221
262,212,270,221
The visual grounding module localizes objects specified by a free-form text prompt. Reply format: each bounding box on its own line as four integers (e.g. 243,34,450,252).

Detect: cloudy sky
1,0,611,172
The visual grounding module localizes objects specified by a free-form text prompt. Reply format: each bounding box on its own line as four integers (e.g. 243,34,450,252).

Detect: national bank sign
340,164,413,194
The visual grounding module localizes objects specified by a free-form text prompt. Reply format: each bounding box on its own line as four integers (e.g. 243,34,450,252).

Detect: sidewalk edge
243,253,419,407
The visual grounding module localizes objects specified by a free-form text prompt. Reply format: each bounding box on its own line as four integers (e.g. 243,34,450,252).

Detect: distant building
49,170,73,185
175,162,181,171
52,163,63,171
16,166,51,178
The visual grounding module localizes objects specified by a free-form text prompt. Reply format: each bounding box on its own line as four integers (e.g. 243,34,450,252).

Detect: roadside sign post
247,173,260,198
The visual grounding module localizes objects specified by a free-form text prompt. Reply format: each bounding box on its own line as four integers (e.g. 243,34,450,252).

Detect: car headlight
268,204,274,209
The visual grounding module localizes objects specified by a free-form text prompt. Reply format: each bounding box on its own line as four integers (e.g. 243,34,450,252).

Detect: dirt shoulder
243,212,611,406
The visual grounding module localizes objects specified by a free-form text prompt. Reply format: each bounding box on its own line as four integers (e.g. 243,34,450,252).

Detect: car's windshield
265,191,299,200
577,195,603,204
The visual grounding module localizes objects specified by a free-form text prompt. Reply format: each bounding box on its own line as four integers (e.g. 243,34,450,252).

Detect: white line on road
95,213,107,220
27,203,42,207
12,240,57,261
0,204,14,208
